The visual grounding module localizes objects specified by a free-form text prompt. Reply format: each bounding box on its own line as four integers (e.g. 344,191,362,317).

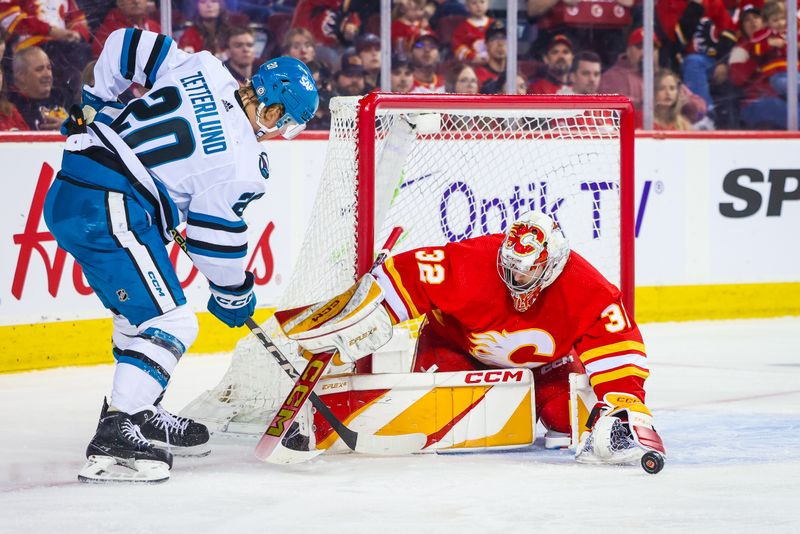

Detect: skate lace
121,419,150,447
153,405,190,436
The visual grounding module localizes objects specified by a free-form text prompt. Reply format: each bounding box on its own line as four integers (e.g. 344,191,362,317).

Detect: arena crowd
0,0,797,131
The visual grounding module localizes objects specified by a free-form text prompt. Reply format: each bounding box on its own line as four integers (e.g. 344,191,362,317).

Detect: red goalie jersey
373,234,649,403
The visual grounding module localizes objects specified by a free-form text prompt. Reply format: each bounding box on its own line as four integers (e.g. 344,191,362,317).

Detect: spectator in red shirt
749,1,797,97
474,20,508,90
3,0,91,98
656,0,737,111
599,28,707,125
392,0,430,54
178,0,236,57
391,53,415,93
452,0,493,63
290,0,359,68
223,26,256,87
729,1,798,128
410,32,445,93
0,40,27,131
92,0,161,57
528,34,573,94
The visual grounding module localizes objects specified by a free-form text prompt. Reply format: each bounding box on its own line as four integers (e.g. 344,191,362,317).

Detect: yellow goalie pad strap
316,369,536,453
602,392,652,416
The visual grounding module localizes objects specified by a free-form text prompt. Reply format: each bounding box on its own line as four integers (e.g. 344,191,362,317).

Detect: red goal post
353,92,636,313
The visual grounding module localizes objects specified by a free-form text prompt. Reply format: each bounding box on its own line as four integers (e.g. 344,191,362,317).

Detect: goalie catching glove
276,274,393,363
575,392,665,465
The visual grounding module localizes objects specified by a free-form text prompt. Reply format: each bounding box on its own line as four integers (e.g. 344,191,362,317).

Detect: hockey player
43,28,318,483
369,212,665,464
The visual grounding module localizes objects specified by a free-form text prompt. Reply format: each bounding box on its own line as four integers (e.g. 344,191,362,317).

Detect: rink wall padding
1,131,799,373
0,308,274,373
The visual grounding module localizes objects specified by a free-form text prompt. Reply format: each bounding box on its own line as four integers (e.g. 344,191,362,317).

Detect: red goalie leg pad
412,320,489,373
533,353,584,433
633,425,666,454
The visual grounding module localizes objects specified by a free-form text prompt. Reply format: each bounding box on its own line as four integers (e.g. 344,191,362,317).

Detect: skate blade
150,440,211,458
78,455,171,484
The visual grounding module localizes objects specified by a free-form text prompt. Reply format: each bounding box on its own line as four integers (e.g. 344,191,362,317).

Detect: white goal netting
181,94,631,436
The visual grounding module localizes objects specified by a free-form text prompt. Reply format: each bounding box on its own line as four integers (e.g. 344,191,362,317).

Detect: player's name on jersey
180,71,227,155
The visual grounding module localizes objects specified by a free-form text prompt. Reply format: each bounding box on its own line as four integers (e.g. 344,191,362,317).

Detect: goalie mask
497,213,570,312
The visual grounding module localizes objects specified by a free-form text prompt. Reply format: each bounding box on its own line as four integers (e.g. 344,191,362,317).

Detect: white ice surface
1,317,799,533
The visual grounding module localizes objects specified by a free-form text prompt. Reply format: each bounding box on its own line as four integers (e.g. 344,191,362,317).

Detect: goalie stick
253,227,428,463
169,225,423,462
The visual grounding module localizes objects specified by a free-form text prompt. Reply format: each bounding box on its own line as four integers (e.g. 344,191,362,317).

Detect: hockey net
181,93,635,436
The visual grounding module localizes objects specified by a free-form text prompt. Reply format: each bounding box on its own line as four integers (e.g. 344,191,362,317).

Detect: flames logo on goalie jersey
468,328,556,367
504,222,548,258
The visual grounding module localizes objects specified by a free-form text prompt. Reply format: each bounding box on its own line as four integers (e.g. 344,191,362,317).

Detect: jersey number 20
111,86,196,168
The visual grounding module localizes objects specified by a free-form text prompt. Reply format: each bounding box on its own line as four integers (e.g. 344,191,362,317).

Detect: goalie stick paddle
252,226,427,463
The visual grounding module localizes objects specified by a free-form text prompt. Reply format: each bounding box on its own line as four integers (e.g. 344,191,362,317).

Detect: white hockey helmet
496,212,570,312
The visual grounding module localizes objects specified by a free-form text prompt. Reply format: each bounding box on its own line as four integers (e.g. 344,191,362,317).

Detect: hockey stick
253,227,427,463
170,225,424,462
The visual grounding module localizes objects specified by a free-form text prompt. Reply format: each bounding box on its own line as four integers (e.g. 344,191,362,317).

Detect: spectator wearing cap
392,0,431,54
391,54,415,93
473,20,508,90
558,50,602,95
356,33,381,89
599,27,707,127
529,34,573,94
410,33,445,93
333,60,366,97
526,0,633,68
452,0,493,63
728,2,796,128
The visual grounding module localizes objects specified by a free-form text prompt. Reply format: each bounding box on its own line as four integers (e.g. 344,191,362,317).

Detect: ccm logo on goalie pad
464,370,527,384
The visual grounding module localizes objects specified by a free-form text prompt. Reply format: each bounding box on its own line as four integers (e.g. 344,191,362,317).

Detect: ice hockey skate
78,400,173,484
139,403,211,457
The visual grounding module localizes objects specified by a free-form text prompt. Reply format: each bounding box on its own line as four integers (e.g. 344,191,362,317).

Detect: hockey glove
207,271,256,328
575,392,665,465
81,89,124,125
60,105,88,136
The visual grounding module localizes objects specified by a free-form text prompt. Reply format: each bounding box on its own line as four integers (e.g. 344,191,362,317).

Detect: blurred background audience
2,0,799,131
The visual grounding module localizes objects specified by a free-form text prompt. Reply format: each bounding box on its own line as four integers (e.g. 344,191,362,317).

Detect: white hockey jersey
84,28,268,288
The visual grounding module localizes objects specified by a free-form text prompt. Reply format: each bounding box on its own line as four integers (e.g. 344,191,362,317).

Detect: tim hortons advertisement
1,140,325,326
